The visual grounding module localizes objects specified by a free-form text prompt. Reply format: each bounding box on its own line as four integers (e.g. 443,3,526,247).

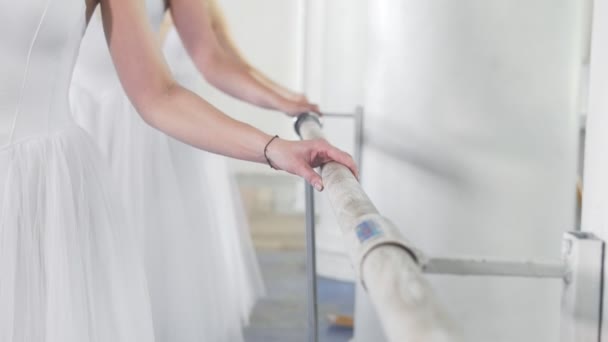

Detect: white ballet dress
162,25,266,328
69,1,264,341
0,1,155,341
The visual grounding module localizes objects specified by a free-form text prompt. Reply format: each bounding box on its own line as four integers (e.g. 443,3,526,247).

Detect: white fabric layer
0,1,155,341
70,3,265,340
0,126,155,342
163,27,265,326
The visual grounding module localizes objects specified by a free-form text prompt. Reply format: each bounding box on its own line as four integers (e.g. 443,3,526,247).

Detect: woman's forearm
100,0,357,190
206,0,305,102
139,82,272,162
137,81,358,191
249,68,305,102
193,48,287,111
164,0,294,112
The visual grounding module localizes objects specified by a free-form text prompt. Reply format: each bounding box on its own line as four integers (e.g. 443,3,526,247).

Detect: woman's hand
265,138,358,191
276,96,321,117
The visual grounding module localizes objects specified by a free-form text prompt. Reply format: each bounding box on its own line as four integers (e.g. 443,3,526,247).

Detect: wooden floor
240,176,355,342
244,250,354,342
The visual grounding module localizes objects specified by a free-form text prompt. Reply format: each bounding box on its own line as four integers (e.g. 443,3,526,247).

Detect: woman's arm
206,0,309,103
166,0,316,116
98,0,356,190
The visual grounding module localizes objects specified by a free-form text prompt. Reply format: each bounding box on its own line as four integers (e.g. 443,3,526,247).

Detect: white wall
582,0,608,337
304,0,367,111
355,1,586,341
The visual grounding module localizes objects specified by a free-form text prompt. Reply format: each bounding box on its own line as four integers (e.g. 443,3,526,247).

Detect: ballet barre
295,112,604,342
323,107,365,173
295,112,461,342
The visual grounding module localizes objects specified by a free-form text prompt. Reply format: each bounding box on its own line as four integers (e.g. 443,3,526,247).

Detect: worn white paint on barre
299,117,462,342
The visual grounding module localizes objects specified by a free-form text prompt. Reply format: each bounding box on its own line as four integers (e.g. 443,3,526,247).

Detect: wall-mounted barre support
423,257,565,279
322,112,356,118
304,182,318,342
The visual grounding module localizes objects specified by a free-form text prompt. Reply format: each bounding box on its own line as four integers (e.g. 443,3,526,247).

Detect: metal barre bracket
420,232,605,342
422,256,565,279
561,231,604,342
294,112,322,138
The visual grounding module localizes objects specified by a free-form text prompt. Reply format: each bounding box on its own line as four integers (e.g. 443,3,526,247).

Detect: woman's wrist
263,135,280,169
263,135,290,171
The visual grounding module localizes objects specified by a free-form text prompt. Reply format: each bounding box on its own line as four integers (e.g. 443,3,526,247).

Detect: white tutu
162,28,266,326
200,151,265,325
0,125,155,342
163,29,265,324
70,79,264,340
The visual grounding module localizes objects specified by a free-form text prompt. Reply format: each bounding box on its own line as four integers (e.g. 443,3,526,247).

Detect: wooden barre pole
295,113,461,342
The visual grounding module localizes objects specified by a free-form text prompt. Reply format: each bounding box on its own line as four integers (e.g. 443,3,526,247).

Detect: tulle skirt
70,82,264,341
0,124,155,342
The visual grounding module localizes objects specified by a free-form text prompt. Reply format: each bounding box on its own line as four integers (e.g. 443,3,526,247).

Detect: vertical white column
358,1,585,341
301,0,326,102
581,0,608,338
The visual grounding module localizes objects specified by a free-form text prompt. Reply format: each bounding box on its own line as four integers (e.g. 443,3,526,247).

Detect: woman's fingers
281,100,321,117
330,150,359,180
269,139,357,191
304,103,321,115
305,140,359,182
299,165,324,191
317,142,359,180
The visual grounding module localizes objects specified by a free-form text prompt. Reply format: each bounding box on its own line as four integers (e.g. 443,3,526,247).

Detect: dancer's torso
0,0,86,147
71,0,166,93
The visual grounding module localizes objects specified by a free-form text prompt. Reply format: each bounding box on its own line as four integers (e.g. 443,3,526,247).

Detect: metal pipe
294,113,461,342
322,112,356,118
423,257,565,279
354,106,364,171
304,182,319,342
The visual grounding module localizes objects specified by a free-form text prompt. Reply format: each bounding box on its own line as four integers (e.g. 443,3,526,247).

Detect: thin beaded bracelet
264,135,280,169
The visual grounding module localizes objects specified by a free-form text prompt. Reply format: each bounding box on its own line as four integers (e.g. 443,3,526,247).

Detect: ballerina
160,0,312,331
71,0,321,340
0,0,357,340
